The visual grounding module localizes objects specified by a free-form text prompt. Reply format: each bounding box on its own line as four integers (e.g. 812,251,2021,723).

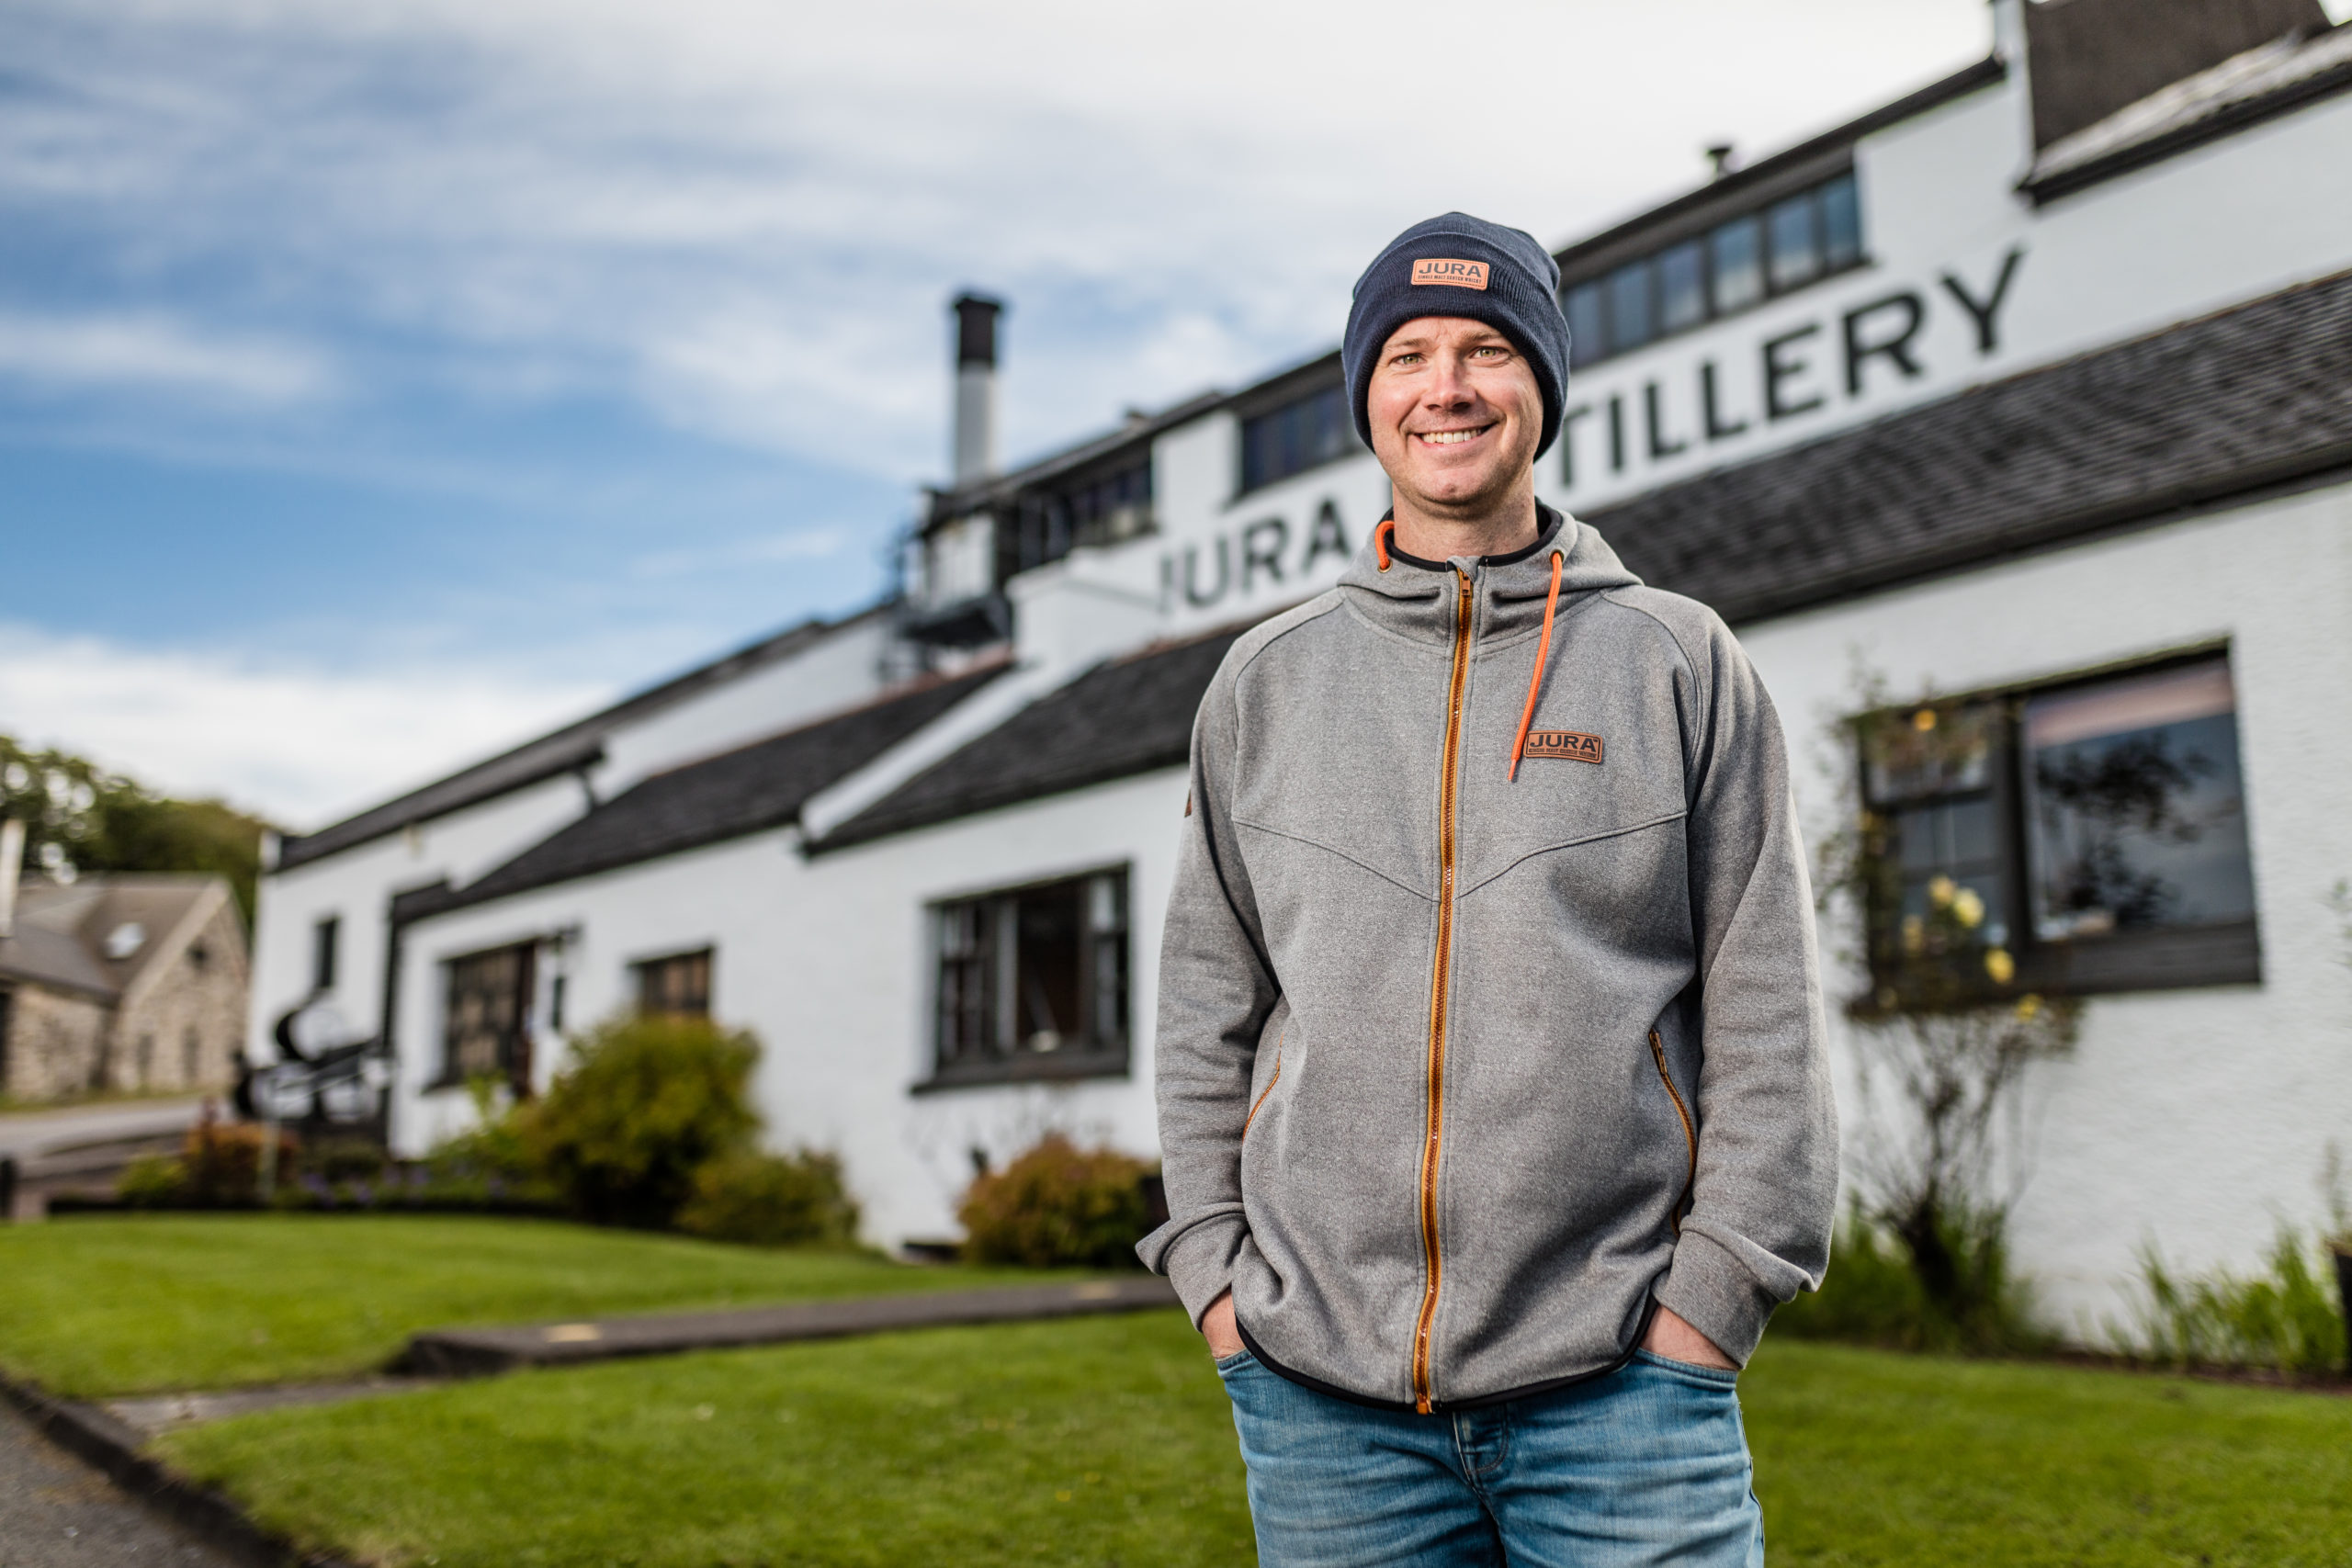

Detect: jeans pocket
1633,1348,1740,1387
1214,1348,1259,1377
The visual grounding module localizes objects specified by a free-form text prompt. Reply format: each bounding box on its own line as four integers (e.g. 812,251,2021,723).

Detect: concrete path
399,1273,1182,1376
0,1399,233,1568
0,1098,209,1163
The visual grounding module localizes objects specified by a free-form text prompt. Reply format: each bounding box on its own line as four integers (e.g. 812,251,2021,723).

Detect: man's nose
1424,357,1476,406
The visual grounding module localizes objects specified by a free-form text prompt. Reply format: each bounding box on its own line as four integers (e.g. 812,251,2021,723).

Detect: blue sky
0,0,2008,827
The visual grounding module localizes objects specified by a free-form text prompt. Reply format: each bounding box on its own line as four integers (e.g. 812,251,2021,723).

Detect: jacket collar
1336,502,1642,648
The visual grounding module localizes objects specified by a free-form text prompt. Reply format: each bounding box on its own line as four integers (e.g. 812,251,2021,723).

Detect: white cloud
0,623,605,829
0,0,1993,478
0,310,332,403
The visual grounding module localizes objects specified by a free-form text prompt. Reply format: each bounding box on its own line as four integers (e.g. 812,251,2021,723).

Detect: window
441,942,535,1092
1859,655,2259,1002
2021,662,2255,942
636,949,713,1017
1566,282,1606,369
311,915,339,994
1064,463,1153,546
1239,383,1355,493
1606,261,1654,354
1558,170,1864,368
1658,240,1706,333
1766,191,1819,291
923,868,1130,1089
1710,215,1764,313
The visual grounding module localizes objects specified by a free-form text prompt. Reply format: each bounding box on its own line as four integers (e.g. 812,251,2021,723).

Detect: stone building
0,874,250,1103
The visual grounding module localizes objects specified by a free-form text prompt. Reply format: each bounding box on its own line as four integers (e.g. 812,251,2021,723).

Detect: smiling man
1140,213,1838,1566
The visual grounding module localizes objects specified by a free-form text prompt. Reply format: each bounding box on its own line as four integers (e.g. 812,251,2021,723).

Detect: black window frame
435,942,537,1095
1562,169,1866,370
1855,648,2261,1010
915,865,1132,1093
634,947,714,1018
1238,379,1360,496
311,914,339,995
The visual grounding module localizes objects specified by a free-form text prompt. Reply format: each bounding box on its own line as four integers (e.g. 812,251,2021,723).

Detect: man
1138,212,1838,1566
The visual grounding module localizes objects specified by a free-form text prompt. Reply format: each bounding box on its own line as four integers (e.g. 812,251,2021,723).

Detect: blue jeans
1218,1348,1765,1567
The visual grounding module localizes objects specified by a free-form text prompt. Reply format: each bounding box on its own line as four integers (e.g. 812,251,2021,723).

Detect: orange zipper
1411,568,1474,1412
1649,1030,1698,1235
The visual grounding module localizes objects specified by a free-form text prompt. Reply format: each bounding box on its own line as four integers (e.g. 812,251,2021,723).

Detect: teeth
1421,428,1486,445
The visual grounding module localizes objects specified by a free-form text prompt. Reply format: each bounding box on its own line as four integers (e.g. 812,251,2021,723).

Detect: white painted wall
248,772,588,1063
1740,477,2352,1333
593,615,891,795
389,770,1190,1247
252,614,888,1067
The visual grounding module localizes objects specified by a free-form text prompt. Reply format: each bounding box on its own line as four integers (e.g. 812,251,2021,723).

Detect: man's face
1365,316,1544,516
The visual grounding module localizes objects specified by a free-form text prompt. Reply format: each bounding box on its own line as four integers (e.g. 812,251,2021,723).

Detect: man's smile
1414,423,1495,447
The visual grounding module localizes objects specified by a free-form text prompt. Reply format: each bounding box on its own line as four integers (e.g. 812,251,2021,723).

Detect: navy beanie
1342,212,1572,457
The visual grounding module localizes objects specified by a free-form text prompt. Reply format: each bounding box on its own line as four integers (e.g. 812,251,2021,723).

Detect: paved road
0,1098,209,1162
0,1402,232,1568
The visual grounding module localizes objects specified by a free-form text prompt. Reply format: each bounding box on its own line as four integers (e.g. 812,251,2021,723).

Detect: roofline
2023,27,2352,204
1551,54,2007,275
274,604,889,872
392,660,1014,921
926,391,1230,522
921,56,2008,530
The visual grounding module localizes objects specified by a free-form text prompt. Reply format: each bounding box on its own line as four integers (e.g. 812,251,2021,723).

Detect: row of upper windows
1565,171,1862,369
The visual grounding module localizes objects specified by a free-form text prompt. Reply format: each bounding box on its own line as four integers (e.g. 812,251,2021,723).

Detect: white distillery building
250,0,2352,1333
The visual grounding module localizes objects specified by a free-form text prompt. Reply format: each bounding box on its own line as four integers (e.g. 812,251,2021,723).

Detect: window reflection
1710,216,1763,313
2024,661,2255,941
1607,261,1654,353
1767,193,1819,290
1658,241,1706,333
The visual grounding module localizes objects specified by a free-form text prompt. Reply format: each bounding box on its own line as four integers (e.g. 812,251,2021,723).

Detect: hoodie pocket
1649,1030,1697,1235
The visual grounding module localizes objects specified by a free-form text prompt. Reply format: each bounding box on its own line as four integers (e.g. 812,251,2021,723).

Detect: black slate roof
277,611,872,870
405,663,1009,917
816,624,1249,852
1591,265,2352,626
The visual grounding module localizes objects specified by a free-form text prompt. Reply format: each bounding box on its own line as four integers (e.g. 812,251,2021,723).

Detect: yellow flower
1928,874,1956,908
1951,887,1985,929
2014,993,2041,1021
1984,948,2016,984
1913,708,1938,732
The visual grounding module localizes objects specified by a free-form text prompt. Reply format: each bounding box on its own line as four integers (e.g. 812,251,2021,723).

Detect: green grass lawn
153,1317,2352,1568
0,1214,1072,1397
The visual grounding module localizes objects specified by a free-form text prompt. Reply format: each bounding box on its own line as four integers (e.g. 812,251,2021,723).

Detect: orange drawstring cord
1374,518,1396,570
1508,550,1566,780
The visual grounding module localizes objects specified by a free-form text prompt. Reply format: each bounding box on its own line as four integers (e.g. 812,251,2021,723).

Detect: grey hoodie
1138,505,1836,1412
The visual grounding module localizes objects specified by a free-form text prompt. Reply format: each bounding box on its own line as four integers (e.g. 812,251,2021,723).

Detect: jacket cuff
1656,1228,1776,1367
1137,1212,1248,1327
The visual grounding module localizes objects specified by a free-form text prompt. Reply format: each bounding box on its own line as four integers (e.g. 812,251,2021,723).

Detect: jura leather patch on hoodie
1521,730,1604,764
1410,258,1489,289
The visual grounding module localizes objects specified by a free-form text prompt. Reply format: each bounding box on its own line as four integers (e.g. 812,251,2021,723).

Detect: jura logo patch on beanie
1410,258,1489,289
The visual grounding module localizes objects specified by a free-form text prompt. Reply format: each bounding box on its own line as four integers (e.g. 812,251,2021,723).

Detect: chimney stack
951,293,1002,487
0,819,22,941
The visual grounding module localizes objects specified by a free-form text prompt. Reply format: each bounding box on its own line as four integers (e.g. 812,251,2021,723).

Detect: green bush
519,1014,761,1227
676,1149,859,1247
2127,1231,2346,1376
957,1134,1154,1268
116,1154,188,1207
1776,1201,2042,1354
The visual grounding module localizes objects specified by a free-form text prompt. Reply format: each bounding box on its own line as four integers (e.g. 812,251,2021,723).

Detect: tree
0,735,273,926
